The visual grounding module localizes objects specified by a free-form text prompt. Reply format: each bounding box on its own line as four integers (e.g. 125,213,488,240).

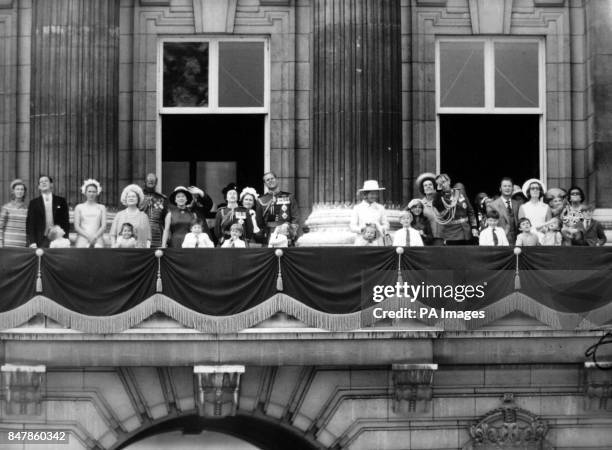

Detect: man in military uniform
140,173,168,248
432,173,478,245
258,171,299,245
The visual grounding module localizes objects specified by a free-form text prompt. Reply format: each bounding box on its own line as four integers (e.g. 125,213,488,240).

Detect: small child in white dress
354,223,383,246
268,223,290,248
182,219,214,248
113,223,138,248
48,225,71,248
538,217,563,246
222,223,247,248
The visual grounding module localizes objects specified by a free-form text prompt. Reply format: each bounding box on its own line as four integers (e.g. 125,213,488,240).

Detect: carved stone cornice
583,361,612,411
194,365,245,417
1,364,46,416
391,363,437,414
467,393,549,449
193,0,238,33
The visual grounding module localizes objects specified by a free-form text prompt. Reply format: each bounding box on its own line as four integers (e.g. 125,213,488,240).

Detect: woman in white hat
0,179,28,247
74,179,107,248
518,178,551,242
349,180,389,246
110,184,151,248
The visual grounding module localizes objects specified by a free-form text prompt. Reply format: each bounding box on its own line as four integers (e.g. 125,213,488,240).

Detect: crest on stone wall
464,394,550,449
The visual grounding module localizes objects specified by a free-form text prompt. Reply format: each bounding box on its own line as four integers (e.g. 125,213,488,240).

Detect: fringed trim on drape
0,293,605,334
579,302,612,329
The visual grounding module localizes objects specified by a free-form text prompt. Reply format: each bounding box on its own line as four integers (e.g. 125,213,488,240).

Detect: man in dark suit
490,177,522,245
26,175,70,248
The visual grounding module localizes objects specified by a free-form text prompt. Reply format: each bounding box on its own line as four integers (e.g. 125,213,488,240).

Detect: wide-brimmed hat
358,180,385,192
415,172,436,196
522,178,546,198
169,186,193,205
10,178,26,191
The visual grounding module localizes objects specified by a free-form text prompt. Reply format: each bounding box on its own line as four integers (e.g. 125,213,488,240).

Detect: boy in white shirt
392,211,424,247
182,219,214,248
479,210,509,246
222,223,247,248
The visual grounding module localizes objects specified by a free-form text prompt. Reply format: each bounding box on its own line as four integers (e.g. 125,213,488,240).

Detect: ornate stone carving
468,0,513,34
1,364,46,416
583,361,612,411
391,363,437,414
466,393,550,449
194,365,245,417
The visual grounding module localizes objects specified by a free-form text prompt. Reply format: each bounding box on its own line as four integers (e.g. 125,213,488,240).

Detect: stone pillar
30,0,119,206
391,363,437,414
312,0,402,203
586,0,612,207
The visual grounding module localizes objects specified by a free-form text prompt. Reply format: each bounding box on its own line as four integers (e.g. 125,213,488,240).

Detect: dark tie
506,200,512,211
405,228,410,246
492,228,499,246
231,241,235,248
195,240,199,248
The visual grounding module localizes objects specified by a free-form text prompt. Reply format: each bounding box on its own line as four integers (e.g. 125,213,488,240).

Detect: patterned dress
0,201,27,247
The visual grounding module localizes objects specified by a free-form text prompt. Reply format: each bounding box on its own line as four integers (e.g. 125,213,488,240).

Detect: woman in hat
110,184,151,248
518,178,551,242
416,173,444,246
161,186,199,248
349,180,389,246
0,179,28,247
74,179,107,248
214,186,253,246
406,198,434,245
240,187,265,246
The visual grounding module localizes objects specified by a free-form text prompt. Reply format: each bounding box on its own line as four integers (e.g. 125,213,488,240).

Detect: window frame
435,36,545,114
157,36,270,114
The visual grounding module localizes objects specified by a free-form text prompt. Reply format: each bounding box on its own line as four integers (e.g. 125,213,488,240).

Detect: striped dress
0,201,28,247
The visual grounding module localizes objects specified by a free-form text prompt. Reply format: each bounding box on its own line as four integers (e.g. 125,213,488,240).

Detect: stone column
312,0,402,203
586,0,612,207
30,0,119,205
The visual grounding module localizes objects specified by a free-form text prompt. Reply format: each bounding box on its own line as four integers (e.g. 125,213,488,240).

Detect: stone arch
111,411,325,450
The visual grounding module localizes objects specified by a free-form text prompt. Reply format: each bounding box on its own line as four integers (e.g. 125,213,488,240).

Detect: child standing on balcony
48,225,71,248
515,218,540,247
350,180,388,246
222,223,247,248
538,217,563,246
268,223,290,248
478,210,509,246
113,222,138,248
354,223,383,246
392,211,424,247
182,218,214,248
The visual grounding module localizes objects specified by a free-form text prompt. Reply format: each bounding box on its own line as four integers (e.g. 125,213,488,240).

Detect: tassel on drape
155,250,163,293
35,249,44,293
513,247,521,290
275,249,284,291
396,247,404,284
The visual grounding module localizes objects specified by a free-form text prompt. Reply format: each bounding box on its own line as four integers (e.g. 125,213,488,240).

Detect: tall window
435,37,545,195
157,37,270,201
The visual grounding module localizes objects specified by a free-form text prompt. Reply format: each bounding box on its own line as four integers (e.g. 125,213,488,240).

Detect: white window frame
156,36,271,186
435,36,546,181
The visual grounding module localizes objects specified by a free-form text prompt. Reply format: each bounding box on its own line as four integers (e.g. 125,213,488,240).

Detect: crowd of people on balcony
350,174,606,247
0,171,299,249
0,171,607,249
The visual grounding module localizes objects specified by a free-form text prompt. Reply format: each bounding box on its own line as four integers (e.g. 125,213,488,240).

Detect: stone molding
1,364,46,416
468,0,514,34
193,0,237,33
391,363,438,414
194,365,245,417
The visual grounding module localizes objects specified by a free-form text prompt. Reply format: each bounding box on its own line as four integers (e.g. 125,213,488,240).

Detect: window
158,37,269,114
436,37,544,113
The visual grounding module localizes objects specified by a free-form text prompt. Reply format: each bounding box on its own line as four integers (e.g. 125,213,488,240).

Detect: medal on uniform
238,219,244,225
281,205,287,212
282,213,288,219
